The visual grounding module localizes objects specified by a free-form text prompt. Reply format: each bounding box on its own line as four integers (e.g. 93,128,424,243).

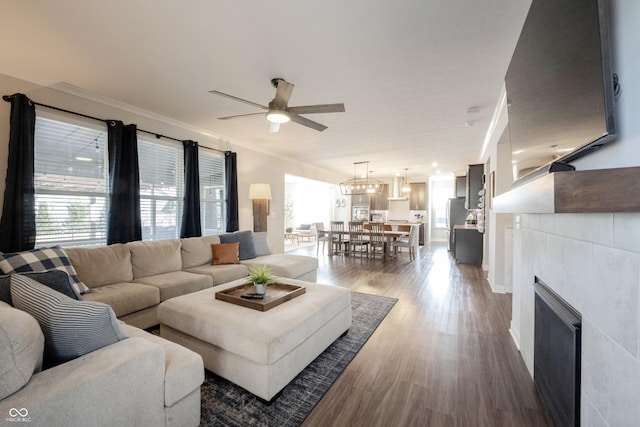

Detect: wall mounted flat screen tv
505,0,616,182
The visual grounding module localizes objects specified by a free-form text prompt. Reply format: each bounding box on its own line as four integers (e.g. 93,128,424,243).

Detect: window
138,139,184,240
34,116,109,247
199,150,226,234
33,115,226,245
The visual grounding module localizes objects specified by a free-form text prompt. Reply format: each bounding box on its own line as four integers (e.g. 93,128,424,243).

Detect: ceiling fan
209,78,345,133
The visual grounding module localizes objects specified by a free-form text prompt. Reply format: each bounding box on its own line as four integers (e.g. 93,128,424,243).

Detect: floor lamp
249,183,271,232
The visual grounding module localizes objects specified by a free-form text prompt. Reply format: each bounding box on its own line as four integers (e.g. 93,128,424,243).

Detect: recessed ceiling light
466,106,480,114
431,162,438,167
75,156,92,162
464,121,474,127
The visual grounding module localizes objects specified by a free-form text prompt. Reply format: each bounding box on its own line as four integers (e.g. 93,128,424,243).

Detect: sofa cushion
65,244,133,288
0,270,80,306
184,264,250,286
122,324,204,407
181,234,221,268
134,271,213,302
241,254,319,279
82,282,160,318
127,239,182,279
252,232,271,256
212,242,240,265
0,246,90,295
219,230,257,260
0,301,44,400
10,275,128,367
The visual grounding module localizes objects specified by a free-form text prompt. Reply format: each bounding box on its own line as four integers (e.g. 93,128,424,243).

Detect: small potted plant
248,265,276,295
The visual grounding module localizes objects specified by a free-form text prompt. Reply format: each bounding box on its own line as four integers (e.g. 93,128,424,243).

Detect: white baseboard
509,322,521,351
487,276,510,294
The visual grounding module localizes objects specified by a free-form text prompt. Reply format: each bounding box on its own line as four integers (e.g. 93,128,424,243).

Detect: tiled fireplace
511,212,640,426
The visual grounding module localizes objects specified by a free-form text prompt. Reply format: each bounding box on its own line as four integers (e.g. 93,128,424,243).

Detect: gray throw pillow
0,271,81,306
219,230,257,260
252,232,272,256
10,275,128,368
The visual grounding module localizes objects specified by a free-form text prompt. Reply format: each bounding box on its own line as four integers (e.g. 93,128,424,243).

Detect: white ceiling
0,0,530,180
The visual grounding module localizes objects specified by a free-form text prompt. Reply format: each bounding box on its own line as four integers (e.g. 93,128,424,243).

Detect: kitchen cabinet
453,225,483,265
455,176,466,198
351,193,369,206
370,184,389,211
409,183,426,210
465,164,484,209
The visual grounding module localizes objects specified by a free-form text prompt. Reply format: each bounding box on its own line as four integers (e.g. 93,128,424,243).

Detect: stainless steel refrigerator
446,197,467,251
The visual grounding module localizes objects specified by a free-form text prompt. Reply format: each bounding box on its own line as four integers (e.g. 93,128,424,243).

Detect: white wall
480,87,514,293
508,1,640,425
0,74,343,253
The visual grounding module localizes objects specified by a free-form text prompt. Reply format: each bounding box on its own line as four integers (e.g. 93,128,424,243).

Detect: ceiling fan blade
290,114,328,132
273,79,294,107
288,103,345,115
269,122,281,133
208,90,268,110
218,112,265,120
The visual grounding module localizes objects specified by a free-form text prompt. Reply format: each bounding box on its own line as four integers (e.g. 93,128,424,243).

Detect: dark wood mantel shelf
492,166,640,214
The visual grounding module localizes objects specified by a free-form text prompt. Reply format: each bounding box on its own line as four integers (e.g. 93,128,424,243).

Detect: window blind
138,139,184,240
199,150,226,234
34,117,109,247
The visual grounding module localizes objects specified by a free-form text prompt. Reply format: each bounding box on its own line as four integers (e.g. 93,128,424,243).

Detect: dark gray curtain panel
180,140,201,238
0,93,36,252
106,120,141,244
225,151,239,232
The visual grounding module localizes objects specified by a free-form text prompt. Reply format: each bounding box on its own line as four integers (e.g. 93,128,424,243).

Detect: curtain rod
2,94,228,155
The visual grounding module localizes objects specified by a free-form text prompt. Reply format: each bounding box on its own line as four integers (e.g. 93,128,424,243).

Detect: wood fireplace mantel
492,166,640,214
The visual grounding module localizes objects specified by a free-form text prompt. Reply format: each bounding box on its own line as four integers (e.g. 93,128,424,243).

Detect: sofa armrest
0,338,166,427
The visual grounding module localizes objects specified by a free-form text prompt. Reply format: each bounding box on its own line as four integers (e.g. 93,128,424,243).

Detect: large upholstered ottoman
158,277,352,401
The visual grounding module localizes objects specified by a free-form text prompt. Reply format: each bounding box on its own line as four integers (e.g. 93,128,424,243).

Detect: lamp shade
249,183,272,200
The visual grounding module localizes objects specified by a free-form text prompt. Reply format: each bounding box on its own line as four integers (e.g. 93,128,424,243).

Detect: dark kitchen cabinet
409,183,426,210
465,164,484,209
454,226,483,265
455,176,466,198
370,184,389,210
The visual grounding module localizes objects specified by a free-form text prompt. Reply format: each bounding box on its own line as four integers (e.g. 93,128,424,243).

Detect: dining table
327,228,408,259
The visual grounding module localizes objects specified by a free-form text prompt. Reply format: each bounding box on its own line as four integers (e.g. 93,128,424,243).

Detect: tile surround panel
513,212,640,427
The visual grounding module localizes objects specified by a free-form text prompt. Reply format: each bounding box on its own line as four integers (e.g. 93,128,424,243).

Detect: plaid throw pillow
0,246,90,295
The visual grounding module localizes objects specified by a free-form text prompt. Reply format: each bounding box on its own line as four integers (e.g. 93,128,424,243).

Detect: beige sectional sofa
65,232,318,329
0,301,204,427
0,231,317,426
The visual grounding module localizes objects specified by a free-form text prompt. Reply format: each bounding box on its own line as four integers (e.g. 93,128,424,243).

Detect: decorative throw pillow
219,230,257,260
0,270,81,306
0,301,44,400
0,246,90,295
252,232,272,257
10,275,128,368
211,242,240,265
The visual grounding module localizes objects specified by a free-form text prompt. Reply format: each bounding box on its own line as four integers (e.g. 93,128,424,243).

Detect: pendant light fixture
401,168,411,193
339,161,384,195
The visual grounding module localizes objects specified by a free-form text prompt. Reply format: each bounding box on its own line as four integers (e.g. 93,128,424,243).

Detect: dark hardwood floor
288,242,551,427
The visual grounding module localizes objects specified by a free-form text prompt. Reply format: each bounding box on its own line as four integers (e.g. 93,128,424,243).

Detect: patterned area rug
198,291,398,427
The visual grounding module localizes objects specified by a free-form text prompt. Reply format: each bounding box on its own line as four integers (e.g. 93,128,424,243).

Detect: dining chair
315,222,329,256
369,222,386,260
392,224,419,261
330,221,349,255
348,221,369,258
383,224,393,231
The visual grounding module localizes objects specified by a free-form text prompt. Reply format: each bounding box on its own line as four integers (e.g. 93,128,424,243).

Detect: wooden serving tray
215,282,306,311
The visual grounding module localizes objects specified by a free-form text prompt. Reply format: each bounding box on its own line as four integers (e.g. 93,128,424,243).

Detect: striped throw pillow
10,275,128,367
0,246,90,295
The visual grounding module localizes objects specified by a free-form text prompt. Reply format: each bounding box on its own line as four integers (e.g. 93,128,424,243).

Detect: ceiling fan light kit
266,109,290,124
209,78,345,133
